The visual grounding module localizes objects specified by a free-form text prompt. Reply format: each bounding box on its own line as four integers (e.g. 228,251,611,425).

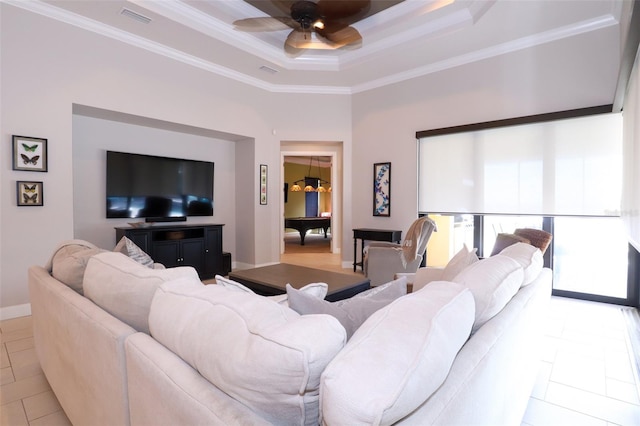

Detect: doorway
281,149,341,258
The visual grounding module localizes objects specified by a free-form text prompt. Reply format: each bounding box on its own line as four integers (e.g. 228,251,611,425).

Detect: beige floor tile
0,400,28,426
1,366,15,385
22,390,63,421
550,351,607,395
545,381,640,425
606,350,637,384
1,344,9,368
1,328,33,344
5,337,34,354
0,317,33,334
606,377,640,405
8,347,43,381
523,397,607,426
28,409,71,426
0,374,51,405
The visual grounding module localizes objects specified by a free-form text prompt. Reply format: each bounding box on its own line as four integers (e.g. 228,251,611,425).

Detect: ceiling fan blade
317,25,362,48
284,39,306,57
317,0,371,22
233,17,294,32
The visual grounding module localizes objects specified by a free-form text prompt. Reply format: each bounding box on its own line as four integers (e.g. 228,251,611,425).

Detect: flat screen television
106,151,214,220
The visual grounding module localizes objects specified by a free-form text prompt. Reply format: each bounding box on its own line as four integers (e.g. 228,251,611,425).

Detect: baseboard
342,261,355,270
0,303,32,320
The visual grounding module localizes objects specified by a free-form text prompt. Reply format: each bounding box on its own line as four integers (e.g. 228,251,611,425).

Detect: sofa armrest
28,265,135,426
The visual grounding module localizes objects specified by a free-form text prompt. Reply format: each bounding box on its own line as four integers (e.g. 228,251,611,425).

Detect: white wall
72,114,237,252
0,4,352,315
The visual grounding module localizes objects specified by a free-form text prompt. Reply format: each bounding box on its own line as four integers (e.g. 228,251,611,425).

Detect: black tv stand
146,216,186,223
115,223,225,279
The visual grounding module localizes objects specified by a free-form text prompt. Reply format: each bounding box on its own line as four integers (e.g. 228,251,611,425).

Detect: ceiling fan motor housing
291,1,320,29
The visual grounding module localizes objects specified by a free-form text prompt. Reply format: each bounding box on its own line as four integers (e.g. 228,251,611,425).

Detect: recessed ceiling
14,0,631,95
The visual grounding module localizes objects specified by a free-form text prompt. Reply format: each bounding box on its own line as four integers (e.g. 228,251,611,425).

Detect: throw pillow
215,275,329,305
149,279,345,426
452,254,524,332
51,245,106,295
114,236,154,268
214,275,254,294
514,228,553,254
441,244,479,281
320,281,475,425
490,233,530,256
498,242,544,286
45,239,98,272
287,276,407,339
83,251,201,334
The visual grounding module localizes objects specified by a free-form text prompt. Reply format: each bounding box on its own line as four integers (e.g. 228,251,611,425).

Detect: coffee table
228,263,370,302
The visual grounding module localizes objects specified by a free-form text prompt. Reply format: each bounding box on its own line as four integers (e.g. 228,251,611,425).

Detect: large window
419,111,631,304
418,113,622,216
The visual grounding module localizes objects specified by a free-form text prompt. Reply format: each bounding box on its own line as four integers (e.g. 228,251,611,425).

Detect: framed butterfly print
12,135,48,172
17,181,43,206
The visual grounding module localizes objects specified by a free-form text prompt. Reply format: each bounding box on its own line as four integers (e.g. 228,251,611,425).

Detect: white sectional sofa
28,240,551,425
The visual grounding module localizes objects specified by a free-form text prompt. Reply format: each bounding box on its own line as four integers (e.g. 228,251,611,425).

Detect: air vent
120,7,152,24
259,66,279,74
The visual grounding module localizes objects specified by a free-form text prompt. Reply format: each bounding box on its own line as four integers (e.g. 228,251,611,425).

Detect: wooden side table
352,228,402,272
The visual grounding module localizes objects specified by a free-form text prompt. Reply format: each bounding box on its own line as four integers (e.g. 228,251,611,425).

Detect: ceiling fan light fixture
286,30,336,50
313,20,325,30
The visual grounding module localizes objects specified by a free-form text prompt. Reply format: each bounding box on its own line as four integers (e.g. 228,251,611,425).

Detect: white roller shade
418,113,622,216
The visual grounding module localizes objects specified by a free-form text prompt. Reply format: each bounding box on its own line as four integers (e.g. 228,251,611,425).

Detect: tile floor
1,294,638,425
522,297,640,426
0,315,70,425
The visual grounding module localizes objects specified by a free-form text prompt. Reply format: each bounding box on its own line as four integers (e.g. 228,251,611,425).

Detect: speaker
146,216,187,223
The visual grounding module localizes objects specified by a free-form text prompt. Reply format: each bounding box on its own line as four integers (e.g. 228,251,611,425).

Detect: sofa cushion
320,281,475,425
114,236,154,267
215,274,328,305
441,244,479,281
50,244,106,295
498,242,544,286
149,279,346,426
83,252,200,334
287,276,407,339
452,254,524,332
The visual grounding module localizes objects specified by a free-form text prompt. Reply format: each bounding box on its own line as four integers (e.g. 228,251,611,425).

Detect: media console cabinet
115,224,225,279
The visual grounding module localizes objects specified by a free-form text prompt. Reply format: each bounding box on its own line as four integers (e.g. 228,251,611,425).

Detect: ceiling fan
233,0,371,53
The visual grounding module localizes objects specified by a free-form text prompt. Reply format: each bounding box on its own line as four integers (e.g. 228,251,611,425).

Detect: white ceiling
10,0,633,96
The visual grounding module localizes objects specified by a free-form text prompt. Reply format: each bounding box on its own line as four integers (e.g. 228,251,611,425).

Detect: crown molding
352,13,618,93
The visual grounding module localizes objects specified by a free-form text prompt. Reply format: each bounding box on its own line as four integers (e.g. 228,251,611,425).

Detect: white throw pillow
215,275,328,305
320,281,475,425
113,236,154,268
441,244,479,281
149,279,345,426
287,276,407,339
83,252,201,333
452,254,524,332
498,242,543,286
